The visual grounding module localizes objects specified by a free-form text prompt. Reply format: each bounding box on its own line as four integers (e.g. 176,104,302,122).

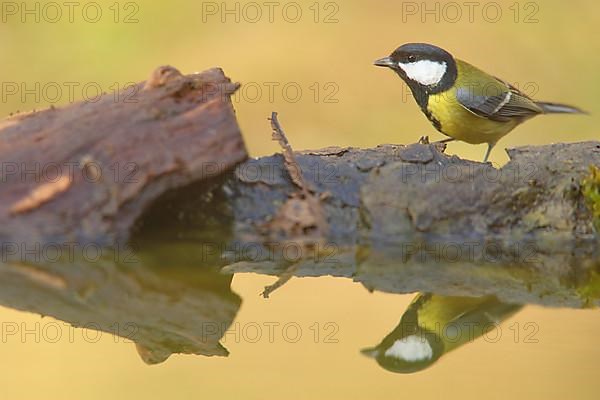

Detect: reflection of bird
375,43,586,162
361,294,522,374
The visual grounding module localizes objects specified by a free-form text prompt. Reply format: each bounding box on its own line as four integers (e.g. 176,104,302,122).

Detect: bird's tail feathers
536,102,588,115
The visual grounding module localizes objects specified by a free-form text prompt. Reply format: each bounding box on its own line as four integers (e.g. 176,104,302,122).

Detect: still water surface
0,269,598,400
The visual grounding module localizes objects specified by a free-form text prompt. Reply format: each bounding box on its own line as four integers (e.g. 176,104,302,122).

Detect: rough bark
0,66,247,246
224,140,598,252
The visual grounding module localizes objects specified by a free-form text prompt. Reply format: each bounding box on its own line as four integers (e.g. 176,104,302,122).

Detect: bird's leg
435,138,455,144
418,135,430,145
483,142,496,163
419,137,455,145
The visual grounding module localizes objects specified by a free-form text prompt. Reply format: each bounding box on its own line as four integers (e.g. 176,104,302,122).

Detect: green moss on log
583,165,600,231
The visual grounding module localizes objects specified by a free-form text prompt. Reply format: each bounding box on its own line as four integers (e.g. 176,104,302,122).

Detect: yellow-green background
0,1,599,399
0,0,597,164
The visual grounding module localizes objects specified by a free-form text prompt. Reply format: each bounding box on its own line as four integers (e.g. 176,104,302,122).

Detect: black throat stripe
423,106,442,132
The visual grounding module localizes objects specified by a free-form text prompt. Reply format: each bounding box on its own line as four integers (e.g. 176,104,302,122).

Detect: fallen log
0,66,247,246
0,67,599,366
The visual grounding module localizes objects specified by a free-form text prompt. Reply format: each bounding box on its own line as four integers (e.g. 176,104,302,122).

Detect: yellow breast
426,91,519,145
425,60,521,145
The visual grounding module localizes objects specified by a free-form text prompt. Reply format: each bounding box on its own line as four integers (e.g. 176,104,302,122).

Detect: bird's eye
407,55,416,62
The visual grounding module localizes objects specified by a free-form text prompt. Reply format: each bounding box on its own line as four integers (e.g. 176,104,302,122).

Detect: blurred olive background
0,1,599,399
0,0,597,164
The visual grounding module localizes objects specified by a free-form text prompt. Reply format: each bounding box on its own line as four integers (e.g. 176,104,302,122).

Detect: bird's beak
374,57,395,68
360,347,379,358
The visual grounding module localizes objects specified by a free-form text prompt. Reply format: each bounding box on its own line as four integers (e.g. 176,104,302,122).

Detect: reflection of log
0,257,241,364
0,66,246,246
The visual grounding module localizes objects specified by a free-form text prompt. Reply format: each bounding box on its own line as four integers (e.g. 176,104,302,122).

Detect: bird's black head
374,43,457,94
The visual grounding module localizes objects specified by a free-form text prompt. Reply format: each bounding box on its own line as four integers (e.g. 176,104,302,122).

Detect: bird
361,293,523,374
374,43,586,162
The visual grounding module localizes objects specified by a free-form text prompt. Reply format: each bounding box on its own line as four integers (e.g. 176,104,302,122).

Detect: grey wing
447,298,523,328
456,82,543,122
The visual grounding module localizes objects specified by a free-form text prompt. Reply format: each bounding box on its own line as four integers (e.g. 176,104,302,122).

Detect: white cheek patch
399,60,447,86
384,335,433,362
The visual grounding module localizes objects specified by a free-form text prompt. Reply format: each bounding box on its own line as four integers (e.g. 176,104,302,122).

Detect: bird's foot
418,135,430,145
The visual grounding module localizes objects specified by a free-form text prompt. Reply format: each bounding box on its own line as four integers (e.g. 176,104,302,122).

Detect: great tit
361,293,523,374
374,43,586,162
